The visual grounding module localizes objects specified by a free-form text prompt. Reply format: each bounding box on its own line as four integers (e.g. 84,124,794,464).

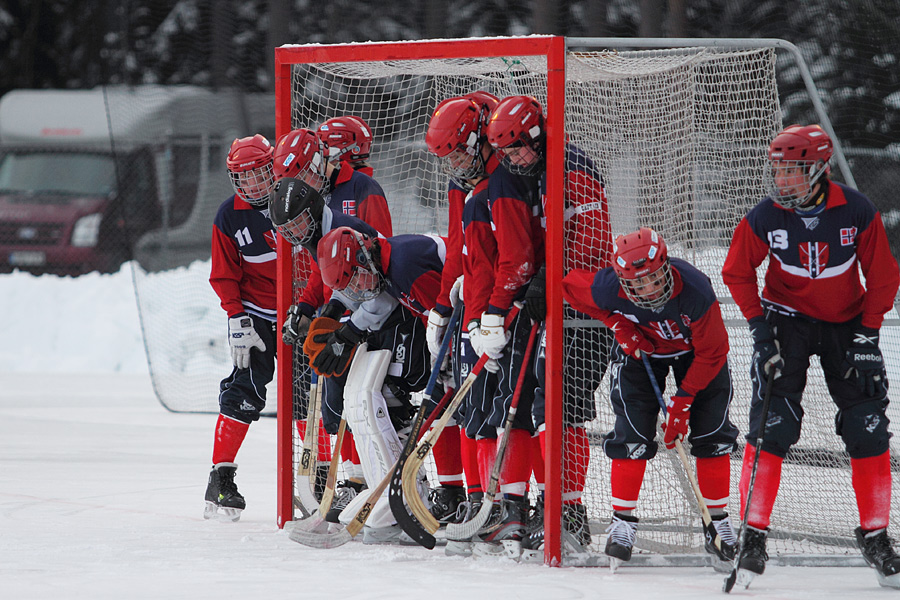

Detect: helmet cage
497,142,544,176
768,159,829,210
229,163,274,207
612,228,674,310
618,262,674,310
275,207,316,247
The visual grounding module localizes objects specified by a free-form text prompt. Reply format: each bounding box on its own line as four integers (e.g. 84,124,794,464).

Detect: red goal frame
273,36,569,565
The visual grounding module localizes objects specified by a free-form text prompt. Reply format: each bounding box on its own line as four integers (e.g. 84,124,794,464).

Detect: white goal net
278,38,900,563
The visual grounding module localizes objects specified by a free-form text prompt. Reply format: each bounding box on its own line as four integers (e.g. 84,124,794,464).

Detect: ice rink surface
0,372,888,600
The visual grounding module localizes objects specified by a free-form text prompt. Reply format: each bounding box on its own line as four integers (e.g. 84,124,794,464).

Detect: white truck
0,85,273,274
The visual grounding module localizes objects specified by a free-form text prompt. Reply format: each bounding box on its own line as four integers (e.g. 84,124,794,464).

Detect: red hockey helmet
425,96,490,184
272,128,329,194
268,177,326,247
767,124,834,209
317,116,373,165
464,90,500,113
317,226,383,302
486,95,545,176
612,227,673,310
226,134,274,207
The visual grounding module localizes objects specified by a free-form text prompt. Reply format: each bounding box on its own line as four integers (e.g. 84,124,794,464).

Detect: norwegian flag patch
840,226,857,246
342,200,357,216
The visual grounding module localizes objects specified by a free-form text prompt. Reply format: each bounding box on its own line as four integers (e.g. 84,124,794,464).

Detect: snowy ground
0,267,893,599
0,371,889,599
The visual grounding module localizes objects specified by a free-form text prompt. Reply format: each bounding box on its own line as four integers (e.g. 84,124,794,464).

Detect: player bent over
722,124,900,589
204,134,277,521
563,227,739,568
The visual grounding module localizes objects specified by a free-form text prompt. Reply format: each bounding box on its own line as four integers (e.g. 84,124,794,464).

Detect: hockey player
204,134,278,521
447,96,544,553
486,94,615,554
424,91,500,527
722,124,900,588
272,127,393,515
563,227,739,566
317,115,375,176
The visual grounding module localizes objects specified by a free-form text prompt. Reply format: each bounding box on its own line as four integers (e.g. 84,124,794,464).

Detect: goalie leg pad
339,345,413,529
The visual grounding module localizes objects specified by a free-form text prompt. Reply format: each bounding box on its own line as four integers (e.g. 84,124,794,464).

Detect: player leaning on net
443,95,544,555
722,124,900,589
204,134,278,521
563,227,739,566
486,94,615,556
423,91,501,529
317,115,375,176
273,128,394,516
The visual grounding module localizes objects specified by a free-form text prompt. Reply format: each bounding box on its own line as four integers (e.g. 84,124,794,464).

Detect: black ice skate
474,498,527,558
444,492,483,557
856,526,900,589
428,485,466,526
604,512,638,572
733,525,768,589
705,513,737,570
203,462,245,522
325,479,366,523
519,497,545,562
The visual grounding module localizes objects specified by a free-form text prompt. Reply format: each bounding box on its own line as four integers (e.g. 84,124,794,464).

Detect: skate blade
735,568,758,589
444,539,473,557
876,570,900,589
519,548,542,563
203,502,242,522
608,556,622,573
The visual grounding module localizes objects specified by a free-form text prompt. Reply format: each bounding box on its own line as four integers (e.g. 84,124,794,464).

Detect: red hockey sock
476,437,497,495
531,432,545,488
499,428,531,497
211,414,249,465
432,424,464,487
852,451,892,531
339,430,354,462
460,431,482,495
563,426,588,503
696,454,731,511
610,458,646,513
739,445,783,530
317,420,332,463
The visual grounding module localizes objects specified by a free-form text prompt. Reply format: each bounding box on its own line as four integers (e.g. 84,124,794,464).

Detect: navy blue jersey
723,181,899,328
487,163,542,313
210,194,277,320
327,162,392,237
462,178,497,326
563,256,729,397
381,234,447,320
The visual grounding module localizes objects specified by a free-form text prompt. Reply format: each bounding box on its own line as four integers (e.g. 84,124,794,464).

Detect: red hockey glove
607,314,654,359
663,388,693,449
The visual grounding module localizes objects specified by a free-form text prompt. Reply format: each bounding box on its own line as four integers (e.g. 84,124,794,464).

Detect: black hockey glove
311,322,365,378
748,316,783,379
523,265,546,322
841,326,885,397
282,304,312,346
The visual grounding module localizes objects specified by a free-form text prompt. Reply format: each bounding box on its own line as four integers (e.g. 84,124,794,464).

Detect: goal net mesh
284,43,900,561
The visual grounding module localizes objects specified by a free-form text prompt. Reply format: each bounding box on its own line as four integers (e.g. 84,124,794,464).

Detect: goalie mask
268,177,325,247
612,227,674,311
486,95,545,176
767,124,833,210
318,226,384,303
226,134,274,207
317,116,373,165
426,96,491,185
273,128,329,195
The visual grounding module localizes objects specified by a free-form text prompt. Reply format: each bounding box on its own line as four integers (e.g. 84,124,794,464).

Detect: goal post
272,35,900,567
